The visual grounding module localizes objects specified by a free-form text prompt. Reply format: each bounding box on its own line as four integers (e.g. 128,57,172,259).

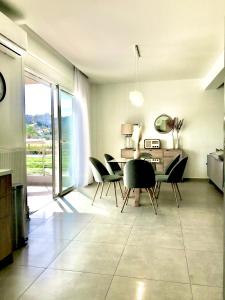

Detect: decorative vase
173,130,179,149
133,144,141,159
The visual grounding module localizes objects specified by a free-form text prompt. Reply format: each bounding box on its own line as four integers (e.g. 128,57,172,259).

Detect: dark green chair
155,154,181,197
104,153,123,176
121,159,157,214
89,157,123,207
104,153,124,197
155,156,188,207
139,152,152,160
155,154,181,175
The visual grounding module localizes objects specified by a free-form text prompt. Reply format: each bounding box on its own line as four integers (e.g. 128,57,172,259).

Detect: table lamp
121,123,134,149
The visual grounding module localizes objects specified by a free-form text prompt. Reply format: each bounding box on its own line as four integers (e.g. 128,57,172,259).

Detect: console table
121,148,183,173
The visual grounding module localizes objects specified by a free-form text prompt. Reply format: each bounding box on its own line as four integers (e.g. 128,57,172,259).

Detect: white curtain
73,68,92,187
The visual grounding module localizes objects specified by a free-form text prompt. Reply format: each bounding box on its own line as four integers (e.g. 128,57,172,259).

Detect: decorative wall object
172,117,184,149
132,124,142,158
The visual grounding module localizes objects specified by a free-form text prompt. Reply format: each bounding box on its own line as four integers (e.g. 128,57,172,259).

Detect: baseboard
183,178,208,182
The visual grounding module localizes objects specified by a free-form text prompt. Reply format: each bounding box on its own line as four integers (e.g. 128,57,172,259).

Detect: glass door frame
24,71,75,198
24,70,56,197
57,85,75,196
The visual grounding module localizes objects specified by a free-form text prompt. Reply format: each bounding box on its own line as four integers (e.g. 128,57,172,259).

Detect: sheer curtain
73,68,92,187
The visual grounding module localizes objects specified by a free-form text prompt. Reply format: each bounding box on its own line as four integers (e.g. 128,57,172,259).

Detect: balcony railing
26,139,52,176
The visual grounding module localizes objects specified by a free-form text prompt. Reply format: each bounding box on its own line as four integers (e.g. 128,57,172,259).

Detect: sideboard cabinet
0,171,13,267
121,148,183,172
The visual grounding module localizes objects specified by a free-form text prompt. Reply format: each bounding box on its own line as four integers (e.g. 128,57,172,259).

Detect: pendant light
129,44,144,107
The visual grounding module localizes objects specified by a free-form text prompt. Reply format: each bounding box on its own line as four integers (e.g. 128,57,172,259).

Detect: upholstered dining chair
121,159,157,214
155,156,188,207
104,153,124,196
104,153,123,176
154,154,181,197
139,152,152,160
89,157,123,207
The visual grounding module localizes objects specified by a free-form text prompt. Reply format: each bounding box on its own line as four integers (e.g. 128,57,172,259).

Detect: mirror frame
154,114,174,134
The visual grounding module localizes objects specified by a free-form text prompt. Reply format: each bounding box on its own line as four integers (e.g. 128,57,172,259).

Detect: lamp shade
121,123,133,135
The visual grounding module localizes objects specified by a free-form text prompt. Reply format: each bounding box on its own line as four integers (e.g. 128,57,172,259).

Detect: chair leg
151,187,158,207
157,182,161,198
175,183,182,201
92,182,100,205
155,182,161,199
171,183,180,208
121,188,131,213
118,181,124,199
105,182,111,196
147,188,157,215
123,187,128,201
113,182,118,207
100,182,104,198
153,182,158,194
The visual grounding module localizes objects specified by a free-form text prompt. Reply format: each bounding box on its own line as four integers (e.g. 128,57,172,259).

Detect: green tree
26,124,39,138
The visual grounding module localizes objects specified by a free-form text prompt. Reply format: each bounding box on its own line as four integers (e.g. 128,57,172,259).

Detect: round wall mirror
154,114,174,134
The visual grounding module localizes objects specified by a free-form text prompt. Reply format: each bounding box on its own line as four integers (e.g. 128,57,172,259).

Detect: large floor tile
182,226,223,252
192,285,223,300
27,218,48,234
116,245,189,283
13,237,71,268
50,240,124,274
179,210,223,228
75,223,131,244
20,269,112,300
186,250,223,287
91,211,137,225
106,276,192,300
134,212,180,228
29,216,90,240
0,265,44,300
128,225,184,249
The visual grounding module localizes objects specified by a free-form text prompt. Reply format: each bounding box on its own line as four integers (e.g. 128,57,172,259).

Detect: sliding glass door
58,89,75,195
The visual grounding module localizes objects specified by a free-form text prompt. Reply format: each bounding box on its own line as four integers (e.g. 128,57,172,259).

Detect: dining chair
155,156,188,207
139,152,152,160
89,157,123,207
121,159,157,214
104,153,124,196
154,154,181,197
104,153,123,176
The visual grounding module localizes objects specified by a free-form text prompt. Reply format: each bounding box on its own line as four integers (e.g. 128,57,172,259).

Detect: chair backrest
165,154,181,175
124,159,155,188
139,152,152,160
89,157,109,183
167,156,188,183
104,153,121,175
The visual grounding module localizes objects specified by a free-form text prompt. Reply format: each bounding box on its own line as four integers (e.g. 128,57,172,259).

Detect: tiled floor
27,185,53,214
0,180,223,299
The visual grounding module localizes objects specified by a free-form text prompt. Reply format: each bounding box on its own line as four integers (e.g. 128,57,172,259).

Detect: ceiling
1,0,224,83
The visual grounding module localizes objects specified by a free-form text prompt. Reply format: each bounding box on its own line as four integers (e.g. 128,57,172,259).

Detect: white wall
23,25,74,92
0,46,24,148
90,79,224,178
0,11,27,51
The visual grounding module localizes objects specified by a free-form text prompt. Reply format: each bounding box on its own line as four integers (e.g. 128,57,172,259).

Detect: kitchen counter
0,169,11,176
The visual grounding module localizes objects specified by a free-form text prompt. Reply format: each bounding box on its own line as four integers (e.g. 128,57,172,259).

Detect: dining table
109,157,160,207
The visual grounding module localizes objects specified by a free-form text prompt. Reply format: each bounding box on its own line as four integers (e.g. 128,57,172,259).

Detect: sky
25,83,73,116
25,83,51,115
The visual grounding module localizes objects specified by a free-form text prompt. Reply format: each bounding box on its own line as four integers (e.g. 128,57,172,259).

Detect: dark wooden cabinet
0,173,13,267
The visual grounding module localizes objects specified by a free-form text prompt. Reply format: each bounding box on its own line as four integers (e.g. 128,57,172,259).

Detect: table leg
134,188,140,207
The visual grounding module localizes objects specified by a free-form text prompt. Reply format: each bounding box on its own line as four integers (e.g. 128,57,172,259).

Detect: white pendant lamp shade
129,90,144,107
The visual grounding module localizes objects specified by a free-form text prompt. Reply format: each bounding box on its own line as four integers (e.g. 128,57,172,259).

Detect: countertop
0,169,11,176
